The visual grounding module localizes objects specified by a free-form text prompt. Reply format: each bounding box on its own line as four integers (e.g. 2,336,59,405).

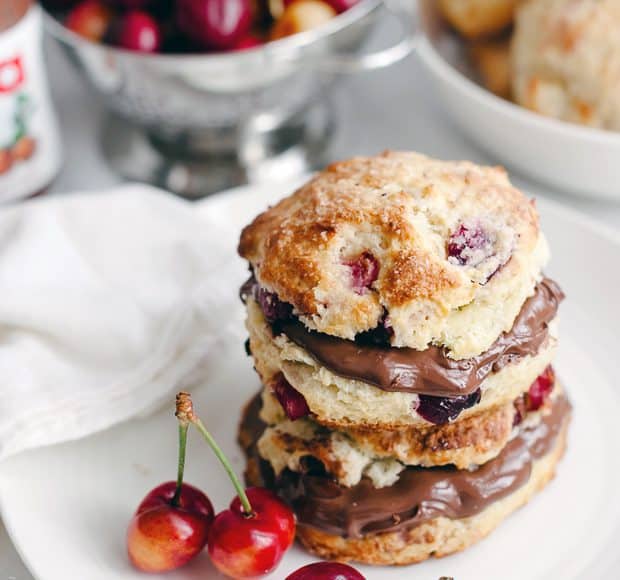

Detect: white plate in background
415,0,620,201
0,181,619,580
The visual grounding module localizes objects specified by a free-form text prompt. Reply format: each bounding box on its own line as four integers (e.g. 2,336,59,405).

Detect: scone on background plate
438,0,518,39
512,0,620,130
236,151,571,565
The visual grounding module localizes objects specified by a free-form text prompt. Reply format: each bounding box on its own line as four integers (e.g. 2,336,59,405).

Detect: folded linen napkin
0,184,249,461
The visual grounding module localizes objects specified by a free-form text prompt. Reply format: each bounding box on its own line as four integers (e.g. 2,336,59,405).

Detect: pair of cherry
126,392,363,579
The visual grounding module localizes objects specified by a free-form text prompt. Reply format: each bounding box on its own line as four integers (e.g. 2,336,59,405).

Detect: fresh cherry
286,562,366,579
127,482,214,572
176,392,297,579
105,0,151,9
273,373,310,420
209,487,296,578
127,402,214,572
116,10,161,52
344,251,379,294
43,0,81,9
325,0,359,13
526,366,555,411
447,222,492,266
415,389,482,424
176,0,253,50
232,34,263,51
65,0,112,41
271,0,336,39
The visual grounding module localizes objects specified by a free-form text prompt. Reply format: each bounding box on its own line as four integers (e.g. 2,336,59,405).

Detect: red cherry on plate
116,10,161,52
134,481,214,520
325,0,359,13
174,392,296,579
208,487,296,578
65,0,112,41
286,561,367,579
176,0,253,50
127,403,214,572
127,482,214,572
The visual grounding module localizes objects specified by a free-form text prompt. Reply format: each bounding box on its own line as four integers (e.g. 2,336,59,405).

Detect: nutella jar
0,0,61,201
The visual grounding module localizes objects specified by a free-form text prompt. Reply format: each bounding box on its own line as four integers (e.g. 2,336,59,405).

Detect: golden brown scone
244,407,570,566
257,384,564,485
439,0,518,39
247,296,558,429
468,37,512,98
512,0,620,130
239,151,548,359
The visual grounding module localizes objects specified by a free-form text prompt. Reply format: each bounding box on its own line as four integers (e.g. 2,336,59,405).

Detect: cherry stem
175,392,254,517
171,421,188,507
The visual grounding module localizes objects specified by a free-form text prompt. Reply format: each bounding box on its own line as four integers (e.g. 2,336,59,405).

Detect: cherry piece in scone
127,407,214,572
447,222,492,266
344,251,379,295
255,285,293,323
415,389,482,424
175,392,296,579
525,365,555,411
65,0,112,41
273,373,310,421
286,561,366,579
176,0,253,50
209,487,296,578
116,10,162,52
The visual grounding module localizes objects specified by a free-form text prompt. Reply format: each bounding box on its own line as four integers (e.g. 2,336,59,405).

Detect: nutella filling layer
277,278,564,397
241,392,571,539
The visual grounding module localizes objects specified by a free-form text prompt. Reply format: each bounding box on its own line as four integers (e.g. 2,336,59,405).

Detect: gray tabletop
2,20,620,578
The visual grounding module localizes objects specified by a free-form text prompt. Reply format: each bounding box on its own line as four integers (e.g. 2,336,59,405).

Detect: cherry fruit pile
126,391,365,578
43,0,360,54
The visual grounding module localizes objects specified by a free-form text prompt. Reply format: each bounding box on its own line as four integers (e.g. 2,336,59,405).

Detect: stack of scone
237,151,571,565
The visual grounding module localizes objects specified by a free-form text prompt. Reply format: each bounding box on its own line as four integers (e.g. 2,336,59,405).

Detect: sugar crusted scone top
239,151,549,359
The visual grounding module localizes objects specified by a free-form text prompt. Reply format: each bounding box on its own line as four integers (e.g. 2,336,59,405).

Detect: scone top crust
239,151,548,359
512,0,620,130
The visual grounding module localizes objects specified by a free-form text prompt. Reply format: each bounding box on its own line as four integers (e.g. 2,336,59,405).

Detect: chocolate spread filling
278,279,564,397
240,393,571,539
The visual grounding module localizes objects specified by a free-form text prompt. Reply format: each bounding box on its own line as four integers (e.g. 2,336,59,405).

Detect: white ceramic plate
1,181,620,580
415,0,620,201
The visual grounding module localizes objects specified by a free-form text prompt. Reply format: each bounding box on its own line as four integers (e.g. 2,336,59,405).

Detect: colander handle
307,0,417,74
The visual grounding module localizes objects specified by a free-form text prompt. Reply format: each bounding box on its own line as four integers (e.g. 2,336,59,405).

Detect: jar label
0,6,61,201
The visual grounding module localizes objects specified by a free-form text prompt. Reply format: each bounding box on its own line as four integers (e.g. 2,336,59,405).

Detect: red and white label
0,56,24,94
0,6,61,200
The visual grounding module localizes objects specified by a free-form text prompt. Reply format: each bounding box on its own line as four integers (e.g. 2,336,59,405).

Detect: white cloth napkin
0,184,248,461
